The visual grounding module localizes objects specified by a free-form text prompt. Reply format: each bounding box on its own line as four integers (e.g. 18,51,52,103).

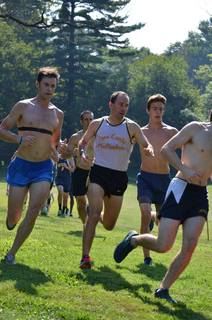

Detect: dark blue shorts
72,167,90,196
158,178,208,222
7,157,53,187
55,176,71,193
137,170,170,205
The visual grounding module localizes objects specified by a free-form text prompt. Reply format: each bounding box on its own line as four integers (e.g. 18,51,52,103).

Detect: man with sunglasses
67,110,94,227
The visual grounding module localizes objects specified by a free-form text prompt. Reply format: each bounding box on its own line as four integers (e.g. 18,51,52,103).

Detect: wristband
19,136,23,145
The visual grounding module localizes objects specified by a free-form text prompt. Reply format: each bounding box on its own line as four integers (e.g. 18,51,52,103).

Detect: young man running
0,67,63,264
114,111,212,303
78,91,154,268
137,94,178,265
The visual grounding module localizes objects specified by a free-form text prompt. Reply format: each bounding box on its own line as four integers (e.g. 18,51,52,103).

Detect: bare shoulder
162,123,178,130
14,98,33,109
8,99,34,117
93,117,104,124
90,117,105,129
49,104,64,123
162,123,178,135
125,118,142,140
49,103,63,114
69,130,83,143
189,121,210,136
173,121,204,142
125,117,140,129
72,130,83,138
182,121,203,132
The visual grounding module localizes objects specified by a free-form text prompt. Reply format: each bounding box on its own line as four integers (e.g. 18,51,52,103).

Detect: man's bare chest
18,107,58,129
144,130,171,148
194,130,212,155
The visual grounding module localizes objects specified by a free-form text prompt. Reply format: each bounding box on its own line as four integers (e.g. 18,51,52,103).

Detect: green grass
0,182,211,320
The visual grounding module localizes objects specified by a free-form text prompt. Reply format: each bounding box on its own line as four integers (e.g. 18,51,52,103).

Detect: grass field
0,182,211,320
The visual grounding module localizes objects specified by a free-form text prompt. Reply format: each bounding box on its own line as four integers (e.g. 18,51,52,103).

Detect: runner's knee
102,222,115,231
77,197,87,209
156,242,172,253
183,237,198,254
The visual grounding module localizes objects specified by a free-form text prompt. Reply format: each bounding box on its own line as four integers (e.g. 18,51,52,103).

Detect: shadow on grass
0,262,52,295
114,262,167,281
67,230,83,237
137,262,167,281
67,230,106,240
77,265,210,320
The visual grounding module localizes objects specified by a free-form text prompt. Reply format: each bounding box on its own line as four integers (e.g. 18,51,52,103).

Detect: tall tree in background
51,0,144,130
0,0,144,130
0,20,46,161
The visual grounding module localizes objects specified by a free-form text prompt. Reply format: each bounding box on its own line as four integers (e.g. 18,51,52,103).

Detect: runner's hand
20,135,36,147
143,144,154,157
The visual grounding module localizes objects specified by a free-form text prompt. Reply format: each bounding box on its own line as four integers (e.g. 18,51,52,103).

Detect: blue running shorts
7,157,53,187
137,170,170,205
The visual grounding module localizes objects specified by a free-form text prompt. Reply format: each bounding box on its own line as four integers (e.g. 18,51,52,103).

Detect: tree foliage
127,54,203,128
0,0,144,132
0,2,211,168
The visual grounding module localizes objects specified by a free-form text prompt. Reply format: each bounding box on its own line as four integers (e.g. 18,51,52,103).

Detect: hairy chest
18,105,58,130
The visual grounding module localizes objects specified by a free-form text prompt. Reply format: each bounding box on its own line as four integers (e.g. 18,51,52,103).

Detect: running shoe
2,253,16,264
6,217,16,230
154,288,177,304
113,230,138,263
65,209,70,217
40,205,49,216
80,255,93,269
144,257,153,266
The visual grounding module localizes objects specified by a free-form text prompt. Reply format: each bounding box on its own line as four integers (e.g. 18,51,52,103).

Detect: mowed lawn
0,181,211,320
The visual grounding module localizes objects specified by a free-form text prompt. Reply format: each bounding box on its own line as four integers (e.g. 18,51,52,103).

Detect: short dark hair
80,110,94,120
147,94,167,110
110,91,129,103
37,67,60,83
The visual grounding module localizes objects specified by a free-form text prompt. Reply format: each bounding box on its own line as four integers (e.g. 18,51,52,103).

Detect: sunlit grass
0,182,211,320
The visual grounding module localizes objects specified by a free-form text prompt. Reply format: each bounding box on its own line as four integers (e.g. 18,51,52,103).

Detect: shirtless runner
114,110,212,303
0,67,63,264
137,94,178,265
67,110,94,227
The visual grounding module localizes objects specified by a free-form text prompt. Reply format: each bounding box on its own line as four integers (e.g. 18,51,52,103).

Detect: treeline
0,1,211,174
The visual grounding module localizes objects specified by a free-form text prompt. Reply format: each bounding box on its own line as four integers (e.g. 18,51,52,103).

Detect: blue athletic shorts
55,176,71,193
158,178,208,222
137,170,170,205
7,157,53,187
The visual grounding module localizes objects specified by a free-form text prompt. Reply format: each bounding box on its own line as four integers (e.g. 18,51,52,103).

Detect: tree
127,54,203,128
0,20,47,161
195,55,212,117
165,18,212,82
0,0,144,132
